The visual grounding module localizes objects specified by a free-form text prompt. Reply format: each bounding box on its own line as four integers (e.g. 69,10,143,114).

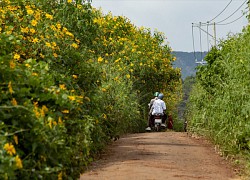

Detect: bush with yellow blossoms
0,0,182,179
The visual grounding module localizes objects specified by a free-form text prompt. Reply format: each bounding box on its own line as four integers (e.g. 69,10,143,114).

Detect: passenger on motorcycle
148,92,159,112
146,93,167,131
152,93,167,125
146,92,159,131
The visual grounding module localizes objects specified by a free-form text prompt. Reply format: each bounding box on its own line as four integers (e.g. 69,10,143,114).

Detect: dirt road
80,132,241,180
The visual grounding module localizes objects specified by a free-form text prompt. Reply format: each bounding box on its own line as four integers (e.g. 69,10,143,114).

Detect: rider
146,92,159,131
148,92,159,111
151,93,167,126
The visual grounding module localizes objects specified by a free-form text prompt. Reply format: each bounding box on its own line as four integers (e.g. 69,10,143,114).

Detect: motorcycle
153,113,166,132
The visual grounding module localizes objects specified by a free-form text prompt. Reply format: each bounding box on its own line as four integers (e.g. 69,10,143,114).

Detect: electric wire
216,10,248,25
216,0,248,24
192,0,248,63
208,0,233,23
192,0,248,27
193,25,220,43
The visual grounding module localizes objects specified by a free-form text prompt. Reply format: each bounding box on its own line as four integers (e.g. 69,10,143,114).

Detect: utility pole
248,1,250,22
213,22,216,47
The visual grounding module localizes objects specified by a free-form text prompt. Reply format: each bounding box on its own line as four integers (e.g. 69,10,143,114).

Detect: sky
91,0,249,52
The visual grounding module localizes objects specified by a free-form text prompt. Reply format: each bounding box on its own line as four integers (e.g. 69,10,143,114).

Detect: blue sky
91,0,248,52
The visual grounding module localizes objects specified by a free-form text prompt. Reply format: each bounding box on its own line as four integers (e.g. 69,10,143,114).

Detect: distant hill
172,51,207,80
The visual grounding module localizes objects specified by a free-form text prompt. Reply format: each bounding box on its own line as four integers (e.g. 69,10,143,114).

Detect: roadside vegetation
0,0,182,179
187,27,250,177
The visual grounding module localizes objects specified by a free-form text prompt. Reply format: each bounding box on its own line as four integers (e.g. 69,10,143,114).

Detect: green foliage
0,0,182,179
187,26,250,173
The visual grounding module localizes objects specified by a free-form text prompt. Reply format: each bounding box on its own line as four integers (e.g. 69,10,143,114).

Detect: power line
216,0,248,24
216,10,248,25
193,0,248,27
208,0,233,23
193,25,219,43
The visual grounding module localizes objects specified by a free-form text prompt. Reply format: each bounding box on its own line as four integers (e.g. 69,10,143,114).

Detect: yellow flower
6,31,12,35
10,60,15,69
15,155,23,169
32,72,38,76
75,38,80,44
67,0,72,3
11,98,17,106
34,108,40,118
33,101,39,107
126,74,130,79
32,38,39,43
115,58,120,63
97,57,103,63
13,53,20,60
8,81,13,94
58,117,63,125
59,84,66,90
39,53,45,58
45,13,53,20
52,42,57,47
56,23,61,29
77,4,82,9
102,113,107,119
48,117,53,128
26,9,34,15
71,43,78,49
102,88,107,92
13,135,18,145
31,20,38,26
21,27,29,33
45,42,52,48
30,28,36,33
65,31,74,37
3,143,16,156
41,105,48,117
114,77,119,81
35,12,41,20
62,110,69,114
58,171,63,180
25,64,31,68
53,53,58,58
72,75,78,79
68,96,76,101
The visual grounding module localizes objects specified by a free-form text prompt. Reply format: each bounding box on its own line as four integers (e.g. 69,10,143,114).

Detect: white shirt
152,99,166,115
148,97,158,113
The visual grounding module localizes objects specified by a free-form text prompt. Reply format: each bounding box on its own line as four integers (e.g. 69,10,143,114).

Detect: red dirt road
80,132,241,180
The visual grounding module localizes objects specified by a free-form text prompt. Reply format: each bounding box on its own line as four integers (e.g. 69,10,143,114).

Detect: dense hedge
187,26,250,171
0,0,181,179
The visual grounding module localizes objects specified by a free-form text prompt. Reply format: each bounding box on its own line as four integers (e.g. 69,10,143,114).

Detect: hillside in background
172,51,207,79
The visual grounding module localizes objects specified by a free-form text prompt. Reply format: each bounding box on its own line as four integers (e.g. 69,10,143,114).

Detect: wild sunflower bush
0,0,181,179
